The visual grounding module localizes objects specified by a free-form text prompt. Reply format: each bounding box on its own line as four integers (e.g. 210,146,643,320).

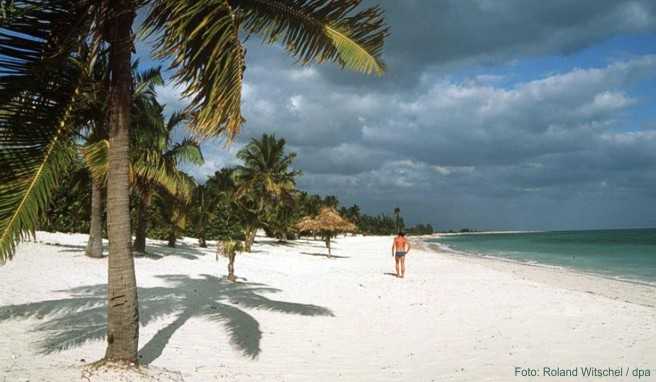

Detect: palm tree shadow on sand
299,251,349,259
141,242,209,260
0,274,333,363
51,241,208,260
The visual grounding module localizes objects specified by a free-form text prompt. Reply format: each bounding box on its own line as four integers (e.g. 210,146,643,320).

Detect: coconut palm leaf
133,64,164,98
132,110,203,200
144,0,245,139
230,0,388,75
132,154,196,201
80,138,109,183
0,1,93,263
165,138,204,166
144,0,387,141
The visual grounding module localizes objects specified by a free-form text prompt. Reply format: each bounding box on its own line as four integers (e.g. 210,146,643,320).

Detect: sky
137,0,656,231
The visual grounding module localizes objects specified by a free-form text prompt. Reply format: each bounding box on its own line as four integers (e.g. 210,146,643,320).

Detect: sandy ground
1,232,655,381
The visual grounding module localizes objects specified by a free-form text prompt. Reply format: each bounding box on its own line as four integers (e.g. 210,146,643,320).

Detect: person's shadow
0,274,333,363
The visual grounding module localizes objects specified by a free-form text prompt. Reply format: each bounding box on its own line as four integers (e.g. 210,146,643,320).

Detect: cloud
233,53,656,228
147,1,656,229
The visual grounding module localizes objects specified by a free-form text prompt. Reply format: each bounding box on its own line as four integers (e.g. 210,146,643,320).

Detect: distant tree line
405,224,434,235
40,133,437,241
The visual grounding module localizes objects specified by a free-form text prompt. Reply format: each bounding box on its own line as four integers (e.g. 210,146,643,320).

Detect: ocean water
428,229,656,285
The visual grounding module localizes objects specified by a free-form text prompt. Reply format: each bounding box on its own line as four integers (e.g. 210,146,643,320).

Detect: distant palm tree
190,184,213,248
234,134,300,251
152,179,195,248
394,207,401,233
348,204,362,225
132,111,203,254
323,195,339,208
0,0,387,362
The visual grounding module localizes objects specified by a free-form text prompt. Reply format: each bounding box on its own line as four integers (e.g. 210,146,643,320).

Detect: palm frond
144,0,245,139
165,138,204,166
165,111,189,133
132,153,194,201
80,139,109,184
0,1,93,263
230,0,388,75
134,66,164,98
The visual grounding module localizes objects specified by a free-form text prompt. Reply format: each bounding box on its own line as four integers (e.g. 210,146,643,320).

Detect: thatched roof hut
295,207,357,233
295,207,357,256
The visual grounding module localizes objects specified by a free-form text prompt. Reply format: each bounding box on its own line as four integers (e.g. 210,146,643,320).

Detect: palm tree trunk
198,229,207,248
244,226,256,252
250,228,256,248
85,179,103,258
395,213,399,233
133,191,150,255
167,229,176,248
104,0,139,363
227,252,236,281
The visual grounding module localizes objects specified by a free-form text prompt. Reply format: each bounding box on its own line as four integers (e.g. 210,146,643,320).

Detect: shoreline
412,237,656,308
428,239,656,288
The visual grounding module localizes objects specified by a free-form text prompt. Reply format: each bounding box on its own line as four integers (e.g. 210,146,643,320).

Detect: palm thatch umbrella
295,207,357,257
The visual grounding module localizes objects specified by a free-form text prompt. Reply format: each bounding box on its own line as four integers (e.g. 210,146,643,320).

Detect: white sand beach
1,232,655,381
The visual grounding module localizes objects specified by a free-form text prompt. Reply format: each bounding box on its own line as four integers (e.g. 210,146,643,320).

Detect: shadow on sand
299,252,349,259
0,274,333,363
47,240,208,261
137,242,209,260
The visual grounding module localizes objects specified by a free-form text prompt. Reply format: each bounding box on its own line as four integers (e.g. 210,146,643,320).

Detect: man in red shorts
391,232,410,278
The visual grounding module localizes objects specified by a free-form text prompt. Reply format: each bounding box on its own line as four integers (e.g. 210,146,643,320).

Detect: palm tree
394,207,400,233
234,134,300,251
151,180,195,248
190,184,214,248
132,111,203,254
266,195,300,241
203,168,246,246
81,67,200,256
74,49,111,259
1,0,387,363
323,195,339,209
79,60,164,258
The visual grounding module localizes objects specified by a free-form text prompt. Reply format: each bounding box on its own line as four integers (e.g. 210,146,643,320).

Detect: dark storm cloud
156,1,656,230
319,0,656,88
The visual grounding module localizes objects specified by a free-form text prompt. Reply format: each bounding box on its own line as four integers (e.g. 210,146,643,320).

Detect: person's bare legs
395,256,401,277
400,256,406,278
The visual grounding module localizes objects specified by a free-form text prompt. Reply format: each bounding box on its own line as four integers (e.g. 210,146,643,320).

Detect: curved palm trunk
85,179,103,258
133,191,151,255
104,1,139,363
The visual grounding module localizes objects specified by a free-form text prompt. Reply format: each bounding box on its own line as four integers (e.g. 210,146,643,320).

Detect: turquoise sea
428,229,656,285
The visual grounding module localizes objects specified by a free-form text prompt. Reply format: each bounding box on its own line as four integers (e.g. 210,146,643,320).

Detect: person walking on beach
392,232,410,278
